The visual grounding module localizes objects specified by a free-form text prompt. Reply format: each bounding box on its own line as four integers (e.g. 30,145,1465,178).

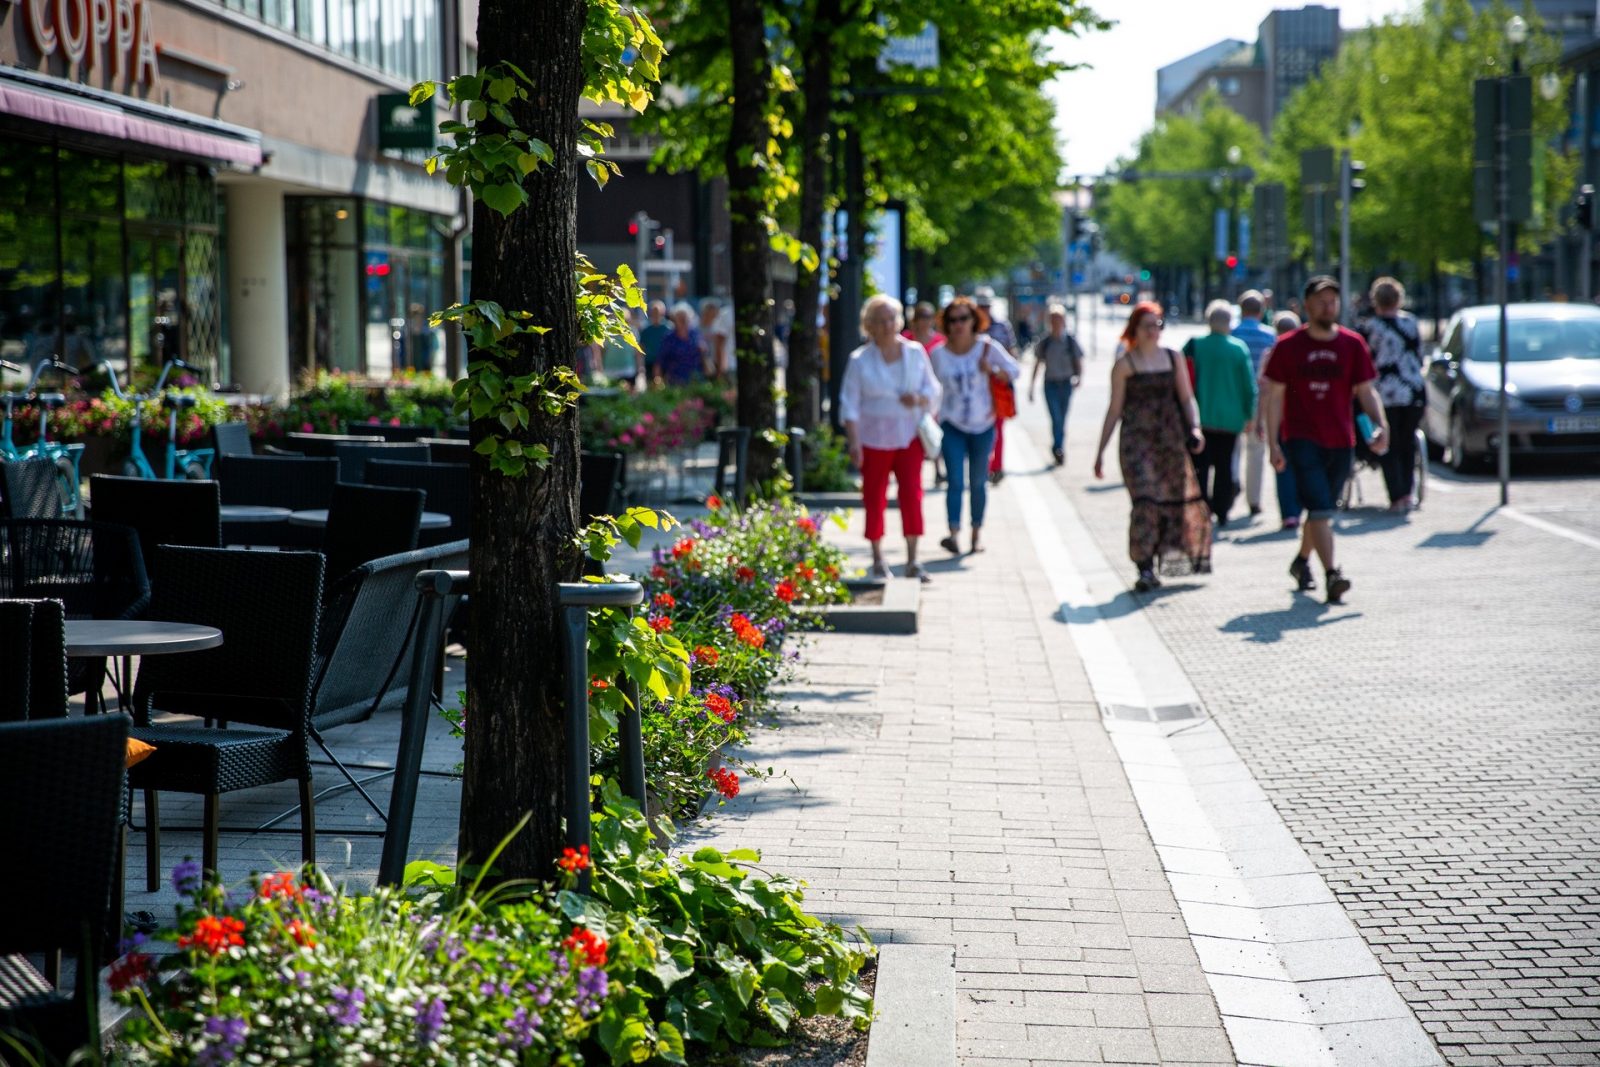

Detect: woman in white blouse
929,296,1021,555
839,294,943,582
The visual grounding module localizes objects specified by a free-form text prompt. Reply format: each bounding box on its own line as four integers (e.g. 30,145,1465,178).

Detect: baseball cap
973,286,996,305
1303,275,1340,299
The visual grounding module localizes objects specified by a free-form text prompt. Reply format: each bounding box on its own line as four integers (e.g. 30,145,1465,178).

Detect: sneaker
1134,568,1159,592
1250,505,1263,516
1052,449,1065,466
988,470,1004,486
1325,568,1351,604
1289,554,1315,592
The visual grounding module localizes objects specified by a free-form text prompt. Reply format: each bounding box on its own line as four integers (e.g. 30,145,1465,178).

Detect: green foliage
577,783,873,1060
1094,91,1266,272
799,423,858,493
1262,0,1572,276
579,384,723,458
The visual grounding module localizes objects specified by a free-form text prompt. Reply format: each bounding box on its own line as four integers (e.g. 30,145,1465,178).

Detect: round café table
287,508,452,530
65,620,224,715
220,504,292,524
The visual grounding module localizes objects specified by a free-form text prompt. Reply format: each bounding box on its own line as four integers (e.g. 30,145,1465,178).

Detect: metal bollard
556,579,645,891
714,426,752,501
378,568,470,887
786,426,807,494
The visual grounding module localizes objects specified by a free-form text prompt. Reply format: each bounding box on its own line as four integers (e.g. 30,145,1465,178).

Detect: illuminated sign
26,0,158,88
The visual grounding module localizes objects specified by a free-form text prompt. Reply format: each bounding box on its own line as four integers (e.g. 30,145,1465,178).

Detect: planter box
795,490,872,511
798,577,918,635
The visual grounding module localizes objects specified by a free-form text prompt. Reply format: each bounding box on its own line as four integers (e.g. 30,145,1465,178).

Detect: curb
865,944,955,1067
798,578,919,634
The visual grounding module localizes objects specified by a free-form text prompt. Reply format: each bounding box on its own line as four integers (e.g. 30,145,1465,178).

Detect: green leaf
487,76,516,104
480,182,526,216
656,1020,688,1064
408,81,436,106
586,159,611,188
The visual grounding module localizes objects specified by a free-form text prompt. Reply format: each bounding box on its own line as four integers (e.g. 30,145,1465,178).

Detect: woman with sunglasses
929,295,1019,555
1093,301,1212,591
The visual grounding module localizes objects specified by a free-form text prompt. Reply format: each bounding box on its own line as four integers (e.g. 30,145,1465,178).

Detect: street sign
1473,76,1533,225
1214,208,1229,262
1238,214,1252,263
1071,271,1085,286
376,93,434,150
643,259,694,273
1300,147,1334,189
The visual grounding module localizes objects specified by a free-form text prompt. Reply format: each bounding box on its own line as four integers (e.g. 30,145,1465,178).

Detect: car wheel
1448,410,1480,473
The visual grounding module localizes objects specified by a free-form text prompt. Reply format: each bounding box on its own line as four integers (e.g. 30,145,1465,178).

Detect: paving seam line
1005,426,1444,1067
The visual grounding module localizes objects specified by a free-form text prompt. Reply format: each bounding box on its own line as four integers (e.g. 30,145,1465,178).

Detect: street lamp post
1496,15,1527,505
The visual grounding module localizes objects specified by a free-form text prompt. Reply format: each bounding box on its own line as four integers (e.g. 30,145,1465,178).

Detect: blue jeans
1283,438,1352,522
940,422,996,530
1276,464,1301,523
1043,379,1074,454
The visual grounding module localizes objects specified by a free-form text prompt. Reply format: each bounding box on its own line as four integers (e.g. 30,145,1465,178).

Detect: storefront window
0,142,61,367
287,198,362,377
204,0,441,83
362,201,443,376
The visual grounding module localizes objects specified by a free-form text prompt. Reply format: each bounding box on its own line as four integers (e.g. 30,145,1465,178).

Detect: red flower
824,564,840,579
650,564,667,580
735,565,755,583
557,845,591,874
563,926,608,967
258,872,303,901
649,615,673,633
590,678,611,691
706,494,723,510
707,766,740,798
796,517,818,536
739,627,765,650
671,537,697,559
287,919,317,947
796,564,816,580
108,952,152,992
773,579,797,603
653,592,676,610
692,645,719,667
704,692,736,723
729,613,752,633
178,915,246,955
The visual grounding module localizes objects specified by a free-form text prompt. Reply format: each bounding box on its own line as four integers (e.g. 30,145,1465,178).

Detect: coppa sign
26,0,159,88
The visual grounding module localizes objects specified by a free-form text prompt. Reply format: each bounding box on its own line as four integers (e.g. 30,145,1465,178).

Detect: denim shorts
1283,438,1352,521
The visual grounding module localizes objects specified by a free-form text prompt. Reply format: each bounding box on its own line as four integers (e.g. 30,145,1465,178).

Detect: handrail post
556,580,645,893
378,568,469,887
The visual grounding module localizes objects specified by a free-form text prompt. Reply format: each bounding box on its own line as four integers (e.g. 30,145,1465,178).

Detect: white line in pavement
1500,505,1600,551
1006,426,1444,1067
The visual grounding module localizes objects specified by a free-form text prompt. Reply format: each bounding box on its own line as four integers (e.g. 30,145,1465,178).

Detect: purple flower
196,1016,247,1065
501,1005,541,1049
171,859,203,896
414,996,448,1047
575,965,609,1015
330,986,365,1027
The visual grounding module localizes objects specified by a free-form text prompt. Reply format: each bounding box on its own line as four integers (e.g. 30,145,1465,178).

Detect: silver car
1424,303,1600,471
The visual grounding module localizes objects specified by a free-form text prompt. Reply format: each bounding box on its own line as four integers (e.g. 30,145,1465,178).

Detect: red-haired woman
1092,302,1211,591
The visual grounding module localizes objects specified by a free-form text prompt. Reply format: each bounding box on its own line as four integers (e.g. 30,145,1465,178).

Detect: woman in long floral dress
1092,301,1212,591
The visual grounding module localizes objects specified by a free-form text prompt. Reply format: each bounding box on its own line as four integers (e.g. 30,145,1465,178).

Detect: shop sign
25,0,159,88
376,92,435,150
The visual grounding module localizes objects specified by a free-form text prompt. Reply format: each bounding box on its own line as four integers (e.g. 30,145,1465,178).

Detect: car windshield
1468,317,1600,362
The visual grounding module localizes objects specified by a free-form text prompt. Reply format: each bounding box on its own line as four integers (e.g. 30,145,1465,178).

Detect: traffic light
1578,184,1595,230
1139,269,1151,282
1224,255,1239,270
627,219,640,236
1348,159,1367,197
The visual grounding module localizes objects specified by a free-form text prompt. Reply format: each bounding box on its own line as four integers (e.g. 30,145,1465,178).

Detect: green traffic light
1139,270,1151,281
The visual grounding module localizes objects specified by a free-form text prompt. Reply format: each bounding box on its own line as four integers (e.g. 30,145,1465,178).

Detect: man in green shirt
1183,301,1258,525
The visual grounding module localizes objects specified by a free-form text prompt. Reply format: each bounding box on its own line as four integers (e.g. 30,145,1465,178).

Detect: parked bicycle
98,358,215,480
0,359,86,514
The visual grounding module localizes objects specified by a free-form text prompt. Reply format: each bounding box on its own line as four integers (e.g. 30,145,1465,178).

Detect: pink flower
619,433,633,445
300,422,315,433
389,417,401,426
641,413,654,423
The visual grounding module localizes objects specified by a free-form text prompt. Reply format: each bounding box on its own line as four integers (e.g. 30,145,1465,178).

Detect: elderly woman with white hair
839,294,943,581
656,302,703,386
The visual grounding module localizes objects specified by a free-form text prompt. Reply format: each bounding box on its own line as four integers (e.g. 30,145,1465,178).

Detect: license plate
1546,416,1600,433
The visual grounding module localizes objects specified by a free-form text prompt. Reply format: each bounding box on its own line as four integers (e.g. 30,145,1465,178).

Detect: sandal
869,561,891,579
904,564,932,584
939,535,961,555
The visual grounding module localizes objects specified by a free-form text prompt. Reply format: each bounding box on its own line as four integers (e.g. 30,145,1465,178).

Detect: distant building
1463,0,1598,54
1259,5,1342,127
1156,40,1247,114
1165,43,1269,132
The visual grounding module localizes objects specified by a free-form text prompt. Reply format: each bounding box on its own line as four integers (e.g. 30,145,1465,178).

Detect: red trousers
861,440,925,541
989,419,1006,473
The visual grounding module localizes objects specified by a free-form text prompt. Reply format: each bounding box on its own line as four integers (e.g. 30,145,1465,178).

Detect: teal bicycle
99,358,215,480
1,358,87,514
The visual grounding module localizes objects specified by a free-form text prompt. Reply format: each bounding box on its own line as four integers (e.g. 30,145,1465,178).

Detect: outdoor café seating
88,475,223,563
0,597,69,721
0,457,64,520
363,459,470,547
321,482,424,588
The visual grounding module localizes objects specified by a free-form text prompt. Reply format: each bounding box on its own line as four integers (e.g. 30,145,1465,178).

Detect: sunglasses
1139,319,1165,330
946,314,975,325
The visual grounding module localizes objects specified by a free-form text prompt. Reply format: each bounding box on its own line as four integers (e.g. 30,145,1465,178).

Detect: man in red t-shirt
1262,276,1389,604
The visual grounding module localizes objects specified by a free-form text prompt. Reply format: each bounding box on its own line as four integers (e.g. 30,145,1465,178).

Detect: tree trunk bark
727,0,780,489
459,0,586,881
785,0,840,434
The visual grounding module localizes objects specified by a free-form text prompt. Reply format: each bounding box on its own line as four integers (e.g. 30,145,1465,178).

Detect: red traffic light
627,221,640,236
1224,255,1239,269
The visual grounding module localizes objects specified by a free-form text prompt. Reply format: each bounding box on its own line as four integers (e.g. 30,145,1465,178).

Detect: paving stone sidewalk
1029,320,1600,1067
685,487,1236,1065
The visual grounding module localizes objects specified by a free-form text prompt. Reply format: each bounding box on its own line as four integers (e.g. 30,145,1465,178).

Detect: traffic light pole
1339,149,1352,324
1496,70,1511,506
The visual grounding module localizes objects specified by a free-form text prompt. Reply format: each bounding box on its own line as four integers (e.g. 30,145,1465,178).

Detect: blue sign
1214,209,1229,262
1238,214,1252,263
1071,271,1085,286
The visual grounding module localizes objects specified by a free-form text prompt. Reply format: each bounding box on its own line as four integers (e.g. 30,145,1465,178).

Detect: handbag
983,337,1017,420
900,344,943,455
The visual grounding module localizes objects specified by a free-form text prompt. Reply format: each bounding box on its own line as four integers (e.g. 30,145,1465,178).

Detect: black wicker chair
89,475,222,564
217,454,338,548
0,598,68,722
333,441,429,484
341,422,434,443
363,459,470,548
421,438,470,465
0,519,149,711
321,483,424,589
212,421,254,457
580,450,625,522
0,714,128,1064
130,547,324,889
282,431,384,457
0,457,64,519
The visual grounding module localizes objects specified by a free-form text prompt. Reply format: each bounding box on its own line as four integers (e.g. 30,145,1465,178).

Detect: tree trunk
785,0,840,433
459,0,586,880
727,0,780,489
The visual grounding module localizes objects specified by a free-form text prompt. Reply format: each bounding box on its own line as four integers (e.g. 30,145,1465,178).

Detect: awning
0,76,262,168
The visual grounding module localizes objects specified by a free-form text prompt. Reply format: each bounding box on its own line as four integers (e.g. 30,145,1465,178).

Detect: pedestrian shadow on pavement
1229,525,1303,546
1057,582,1200,623
1218,600,1362,644
1331,510,1412,536
1081,482,1126,493
1416,508,1497,549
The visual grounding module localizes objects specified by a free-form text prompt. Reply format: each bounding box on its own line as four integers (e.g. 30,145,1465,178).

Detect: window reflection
203,0,441,81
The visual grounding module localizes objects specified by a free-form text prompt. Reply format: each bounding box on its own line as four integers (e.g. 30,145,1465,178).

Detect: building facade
1259,5,1341,128
1155,39,1246,116
1,0,464,397
1165,43,1269,132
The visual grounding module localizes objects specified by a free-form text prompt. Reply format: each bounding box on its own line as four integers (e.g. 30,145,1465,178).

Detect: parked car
1423,302,1600,471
